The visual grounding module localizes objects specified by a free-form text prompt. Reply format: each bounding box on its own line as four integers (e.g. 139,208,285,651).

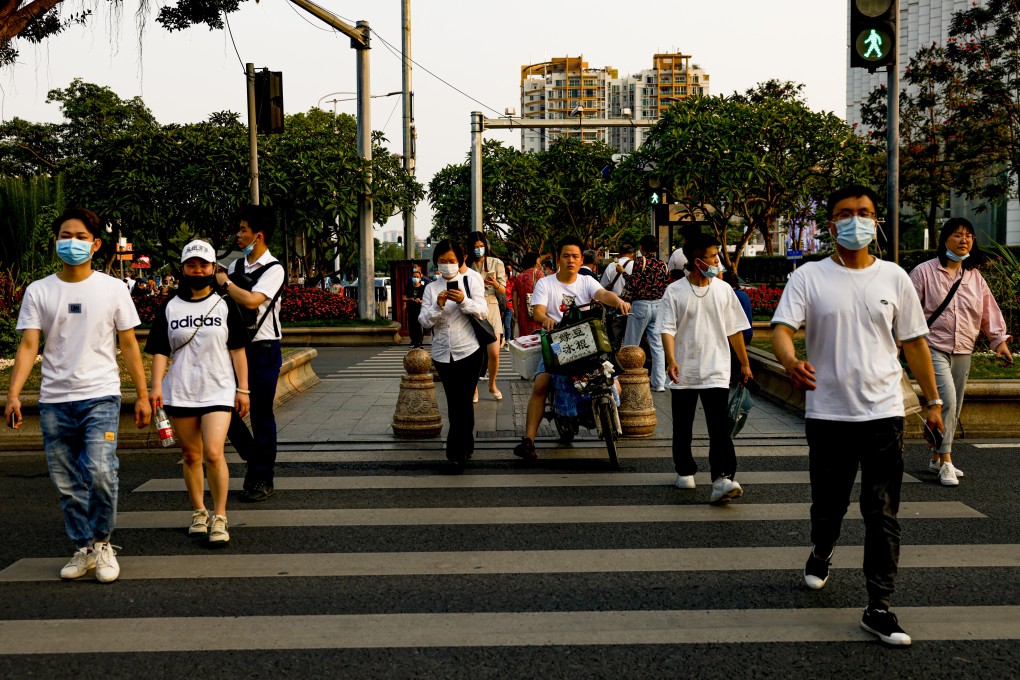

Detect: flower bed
131,286,358,326
746,285,784,317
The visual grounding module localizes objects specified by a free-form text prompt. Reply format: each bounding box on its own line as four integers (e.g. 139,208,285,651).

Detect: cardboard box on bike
540,317,613,375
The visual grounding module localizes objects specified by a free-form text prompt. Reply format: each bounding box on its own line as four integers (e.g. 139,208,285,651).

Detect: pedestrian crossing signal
650,192,660,205
850,0,897,70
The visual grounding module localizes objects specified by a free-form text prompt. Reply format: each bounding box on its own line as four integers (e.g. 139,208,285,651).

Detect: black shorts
163,405,234,418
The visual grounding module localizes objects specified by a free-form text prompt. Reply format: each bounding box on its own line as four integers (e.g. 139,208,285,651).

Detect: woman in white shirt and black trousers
419,239,490,469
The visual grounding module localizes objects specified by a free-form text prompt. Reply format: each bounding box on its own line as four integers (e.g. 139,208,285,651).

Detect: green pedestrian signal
650,192,660,205
850,0,897,70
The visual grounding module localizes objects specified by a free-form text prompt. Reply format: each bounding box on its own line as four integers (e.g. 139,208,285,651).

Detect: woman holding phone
419,240,489,468
466,231,507,401
146,240,250,543
909,217,1013,486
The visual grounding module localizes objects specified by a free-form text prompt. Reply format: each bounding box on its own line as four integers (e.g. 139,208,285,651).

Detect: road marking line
132,471,920,492
2,607,1019,653
111,502,983,529
3,544,1016,582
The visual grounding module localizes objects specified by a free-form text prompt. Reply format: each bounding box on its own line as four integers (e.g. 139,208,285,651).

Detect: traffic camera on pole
850,0,897,71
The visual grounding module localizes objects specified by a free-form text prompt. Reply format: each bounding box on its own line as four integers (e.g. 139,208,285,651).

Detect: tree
0,1,245,66
612,88,874,272
941,0,1020,211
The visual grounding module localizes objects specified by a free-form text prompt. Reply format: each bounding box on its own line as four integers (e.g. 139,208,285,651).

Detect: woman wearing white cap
145,240,250,545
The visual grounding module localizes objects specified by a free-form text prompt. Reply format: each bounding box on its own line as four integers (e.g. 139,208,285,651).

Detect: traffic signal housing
254,70,284,134
850,0,897,70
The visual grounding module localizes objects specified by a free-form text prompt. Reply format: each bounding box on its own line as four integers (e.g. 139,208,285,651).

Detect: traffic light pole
246,63,260,205
288,0,375,320
401,0,416,259
887,8,900,264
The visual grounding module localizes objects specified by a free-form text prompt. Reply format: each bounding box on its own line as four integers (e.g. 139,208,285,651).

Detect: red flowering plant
133,294,171,325
746,285,784,318
278,286,357,323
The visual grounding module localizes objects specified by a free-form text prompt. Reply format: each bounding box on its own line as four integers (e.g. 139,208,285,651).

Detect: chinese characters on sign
550,324,598,365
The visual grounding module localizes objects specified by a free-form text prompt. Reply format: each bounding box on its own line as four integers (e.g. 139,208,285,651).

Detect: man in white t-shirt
659,232,751,505
667,246,688,281
215,205,286,503
513,236,631,460
600,244,634,296
771,184,944,647
6,208,152,584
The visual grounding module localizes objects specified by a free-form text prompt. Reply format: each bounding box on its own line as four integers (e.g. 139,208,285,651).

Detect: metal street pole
470,111,484,233
245,63,260,205
887,3,900,263
356,21,375,320
401,0,416,259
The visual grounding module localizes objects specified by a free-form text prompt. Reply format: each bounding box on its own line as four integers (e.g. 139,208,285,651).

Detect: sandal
473,389,479,403
490,388,503,401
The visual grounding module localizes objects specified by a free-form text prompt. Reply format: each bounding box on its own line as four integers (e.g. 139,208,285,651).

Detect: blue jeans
228,341,282,484
623,299,665,390
503,308,514,341
39,396,122,548
930,349,971,454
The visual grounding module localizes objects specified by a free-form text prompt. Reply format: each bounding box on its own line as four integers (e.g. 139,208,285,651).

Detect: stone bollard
392,348,443,438
617,345,657,437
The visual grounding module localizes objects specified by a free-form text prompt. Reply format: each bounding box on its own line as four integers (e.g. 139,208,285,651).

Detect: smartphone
7,412,20,429
446,280,459,291
922,420,944,451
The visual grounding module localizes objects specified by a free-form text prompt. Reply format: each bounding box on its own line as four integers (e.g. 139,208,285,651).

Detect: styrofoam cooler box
509,334,543,379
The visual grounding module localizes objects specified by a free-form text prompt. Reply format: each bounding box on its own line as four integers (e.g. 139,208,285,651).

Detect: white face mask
437,263,459,279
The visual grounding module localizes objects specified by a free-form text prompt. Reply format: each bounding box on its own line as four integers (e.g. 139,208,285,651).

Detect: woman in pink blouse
909,218,1013,486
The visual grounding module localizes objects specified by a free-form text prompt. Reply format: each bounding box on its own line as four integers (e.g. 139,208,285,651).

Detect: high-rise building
846,0,1019,244
520,53,710,154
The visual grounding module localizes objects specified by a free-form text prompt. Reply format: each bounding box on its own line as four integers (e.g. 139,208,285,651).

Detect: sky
1,0,849,238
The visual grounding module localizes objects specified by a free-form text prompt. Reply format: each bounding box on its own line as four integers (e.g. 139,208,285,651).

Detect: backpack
228,259,284,338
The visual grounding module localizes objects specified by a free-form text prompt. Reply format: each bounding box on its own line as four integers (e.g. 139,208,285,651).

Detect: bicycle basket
540,317,613,374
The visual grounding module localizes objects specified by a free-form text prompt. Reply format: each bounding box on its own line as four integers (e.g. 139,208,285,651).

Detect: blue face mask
834,216,876,251
242,241,256,256
56,238,94,265
474,247,485,258
412,277,421,284
697,259,720,279
945,250,969,262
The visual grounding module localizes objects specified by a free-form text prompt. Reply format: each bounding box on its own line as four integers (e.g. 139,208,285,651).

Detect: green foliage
612,83,875,273
979,241,1020,345
0,175,63,272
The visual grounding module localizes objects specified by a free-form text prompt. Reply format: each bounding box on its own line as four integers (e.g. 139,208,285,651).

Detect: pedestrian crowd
4,184,1013,649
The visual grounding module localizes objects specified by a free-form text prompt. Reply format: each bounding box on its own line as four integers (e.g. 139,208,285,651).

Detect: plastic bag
727,383,754,438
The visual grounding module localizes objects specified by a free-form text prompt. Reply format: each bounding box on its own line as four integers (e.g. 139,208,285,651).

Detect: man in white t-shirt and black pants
600,244,634,296
216,205,286,503
771,184,945,647
513,236,631,460
6,208,152,583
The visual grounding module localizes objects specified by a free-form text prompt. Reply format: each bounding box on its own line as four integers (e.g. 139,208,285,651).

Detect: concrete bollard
617,345,656,437
392,348,443,438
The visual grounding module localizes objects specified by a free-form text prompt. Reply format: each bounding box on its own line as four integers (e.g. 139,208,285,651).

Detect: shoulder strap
171,295,225,355
926,274,964,328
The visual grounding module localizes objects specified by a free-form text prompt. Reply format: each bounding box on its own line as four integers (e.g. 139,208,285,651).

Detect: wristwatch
927,398,944,407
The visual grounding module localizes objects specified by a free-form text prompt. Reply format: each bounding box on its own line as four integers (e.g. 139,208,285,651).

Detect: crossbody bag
926,275,964,328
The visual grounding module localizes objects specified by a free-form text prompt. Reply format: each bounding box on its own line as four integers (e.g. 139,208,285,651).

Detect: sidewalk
274,348,808,445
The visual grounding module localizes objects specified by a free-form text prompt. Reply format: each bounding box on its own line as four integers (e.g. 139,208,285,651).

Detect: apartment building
846,0,1019,244
520,53,710,154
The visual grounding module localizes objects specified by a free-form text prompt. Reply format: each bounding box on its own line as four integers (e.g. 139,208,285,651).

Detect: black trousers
407,303,423,346
671,387,736,480
806,417,904,608
228,341,282,484
434,347,485,462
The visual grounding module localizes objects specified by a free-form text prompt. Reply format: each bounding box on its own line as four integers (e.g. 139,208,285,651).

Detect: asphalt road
1,346,1018,678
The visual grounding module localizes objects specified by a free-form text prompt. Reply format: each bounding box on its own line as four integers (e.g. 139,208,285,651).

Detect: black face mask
182,274,215,291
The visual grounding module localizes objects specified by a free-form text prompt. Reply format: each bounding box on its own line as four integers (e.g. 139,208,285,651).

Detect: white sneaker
939,462,960,487
189,508,210,536
675,474,696,489
929,459,964,477
94,542,120,583
60,547,95,579
709,476,743,505
209,515,230,544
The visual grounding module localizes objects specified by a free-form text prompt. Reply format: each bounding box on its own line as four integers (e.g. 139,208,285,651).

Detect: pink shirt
909,258,1010,354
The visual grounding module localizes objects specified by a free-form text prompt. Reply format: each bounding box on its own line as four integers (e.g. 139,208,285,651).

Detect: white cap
181,240,217,264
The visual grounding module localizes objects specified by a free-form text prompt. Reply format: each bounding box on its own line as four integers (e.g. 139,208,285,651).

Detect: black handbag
463,279,497,346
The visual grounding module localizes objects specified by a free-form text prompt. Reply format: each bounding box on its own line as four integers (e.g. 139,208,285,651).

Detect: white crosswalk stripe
321,345,521,381
2,438,1017,664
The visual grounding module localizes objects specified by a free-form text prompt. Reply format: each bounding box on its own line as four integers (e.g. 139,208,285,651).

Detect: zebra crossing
320,344,522,381
1,440,1019,672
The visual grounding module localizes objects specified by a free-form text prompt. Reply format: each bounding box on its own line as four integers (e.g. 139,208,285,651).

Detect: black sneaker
860,606,912,647
240,480,275,503
513,437,537,460
804,545,833,590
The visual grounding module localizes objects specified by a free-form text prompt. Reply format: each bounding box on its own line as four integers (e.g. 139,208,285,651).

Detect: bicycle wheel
597,398,620,469
555,416,575,443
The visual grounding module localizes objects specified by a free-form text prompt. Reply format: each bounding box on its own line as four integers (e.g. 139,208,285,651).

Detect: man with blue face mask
771,184,944,647
6,208,152,583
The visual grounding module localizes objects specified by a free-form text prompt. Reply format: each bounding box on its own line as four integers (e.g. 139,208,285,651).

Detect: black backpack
228,259,284,338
